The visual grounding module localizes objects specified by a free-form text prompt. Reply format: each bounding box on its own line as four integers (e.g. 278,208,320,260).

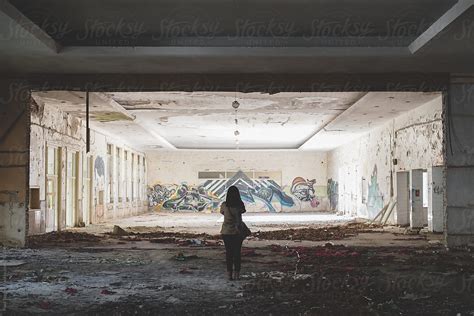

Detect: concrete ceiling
32,90,441,151
1,0,474,74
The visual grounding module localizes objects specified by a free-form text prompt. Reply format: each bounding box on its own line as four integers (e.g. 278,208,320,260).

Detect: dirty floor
2,220,474,315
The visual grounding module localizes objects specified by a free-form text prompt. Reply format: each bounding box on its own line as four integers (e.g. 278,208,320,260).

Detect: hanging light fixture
232,99,240,149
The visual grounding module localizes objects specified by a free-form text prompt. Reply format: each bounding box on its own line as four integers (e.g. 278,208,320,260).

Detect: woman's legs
222,235,235,274
233,236,244,273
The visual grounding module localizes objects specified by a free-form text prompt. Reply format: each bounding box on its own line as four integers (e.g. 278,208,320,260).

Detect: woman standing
220,186,246,281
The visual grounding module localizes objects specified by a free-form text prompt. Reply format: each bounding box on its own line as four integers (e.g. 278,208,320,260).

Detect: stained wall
327,96,444,224
29,99,148,234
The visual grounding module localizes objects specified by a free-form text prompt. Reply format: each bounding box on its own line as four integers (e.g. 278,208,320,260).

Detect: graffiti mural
201,170,294,213
290,177,320,208
148,171,329,213
148,183,220,212
327,178,339,211
367,165,384,218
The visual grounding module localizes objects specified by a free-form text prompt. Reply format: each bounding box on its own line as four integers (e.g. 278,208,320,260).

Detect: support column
410,169,425,228
0,80,30,246
445,78,474,247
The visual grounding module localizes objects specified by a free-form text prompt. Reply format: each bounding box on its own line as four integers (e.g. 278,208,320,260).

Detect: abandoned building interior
26,91,444,235
2,0,474,314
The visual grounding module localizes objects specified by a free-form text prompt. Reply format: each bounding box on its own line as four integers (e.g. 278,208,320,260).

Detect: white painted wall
327,96,444,224
146,150,328,212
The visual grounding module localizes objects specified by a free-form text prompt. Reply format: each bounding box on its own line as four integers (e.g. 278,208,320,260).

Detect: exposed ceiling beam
95,93,176,150
94,92,136,121
133,118,177,150
0,0,61,53
409,0,474,54
298,92,369,150
61,46,410,58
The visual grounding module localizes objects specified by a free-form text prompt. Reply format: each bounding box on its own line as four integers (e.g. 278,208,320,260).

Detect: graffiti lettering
148,183,219,212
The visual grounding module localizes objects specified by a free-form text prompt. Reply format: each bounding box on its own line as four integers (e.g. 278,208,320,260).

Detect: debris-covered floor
2,222,474,315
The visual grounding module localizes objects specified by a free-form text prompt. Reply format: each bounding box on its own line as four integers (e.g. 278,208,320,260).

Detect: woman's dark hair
225,185,245,209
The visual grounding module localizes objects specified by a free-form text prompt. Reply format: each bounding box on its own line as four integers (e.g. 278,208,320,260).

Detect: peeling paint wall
146,151,328,212
327,96,444,223
0,82,30,246
29,99,147,234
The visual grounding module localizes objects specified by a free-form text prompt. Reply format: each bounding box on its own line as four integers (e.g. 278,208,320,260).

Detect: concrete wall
0,82,30,246
445,80,474,247
327,96,444,224
29,99,148,234
146,150,328,213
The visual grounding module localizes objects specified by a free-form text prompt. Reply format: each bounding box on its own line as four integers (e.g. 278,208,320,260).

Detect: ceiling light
232,100,240,109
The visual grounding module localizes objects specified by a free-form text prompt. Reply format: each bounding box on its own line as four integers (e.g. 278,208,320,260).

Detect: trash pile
253,222,378,241
27,231,103,247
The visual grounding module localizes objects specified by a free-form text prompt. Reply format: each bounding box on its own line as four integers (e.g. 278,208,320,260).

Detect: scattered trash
27,231,102,247
174,252,198,261
112,225,129,236
38,301,51,310
100,289,116,295
65,287,78,295
165,296,182,304
241,248,260,257
236,292,244,298
179,268,193,274
0,260,26,267
253,223,377,242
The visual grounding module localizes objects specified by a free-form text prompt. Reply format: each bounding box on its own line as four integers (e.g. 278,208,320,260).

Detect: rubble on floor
27,231,103,247
9,223,471,314
252,222,380,241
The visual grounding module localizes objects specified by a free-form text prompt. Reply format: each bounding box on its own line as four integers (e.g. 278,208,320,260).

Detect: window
46,146,59,232
131,154,137,201
142,156,146,200
66,150,78,227
137,156,141,200
116,147,121,203
107,144,113,203
83,155,93,225
124,150,129,202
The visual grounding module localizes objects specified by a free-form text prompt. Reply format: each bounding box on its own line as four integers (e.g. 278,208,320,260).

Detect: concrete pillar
0,80,30,246
428,166,444,233
410,169,426,228
445,78,474,247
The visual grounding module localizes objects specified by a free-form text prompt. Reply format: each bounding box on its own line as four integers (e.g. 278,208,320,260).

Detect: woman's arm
220,202,225,215
234,207,242,228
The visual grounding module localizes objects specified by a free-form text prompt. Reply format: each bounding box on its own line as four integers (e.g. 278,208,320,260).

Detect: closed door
396,171,409,226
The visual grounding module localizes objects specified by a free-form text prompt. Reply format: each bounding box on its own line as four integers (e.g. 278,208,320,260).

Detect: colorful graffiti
327,178,339,211
148,171,329,213
290,177,320,208
148,183,220,212
201,170,294,213
367,165,384,218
